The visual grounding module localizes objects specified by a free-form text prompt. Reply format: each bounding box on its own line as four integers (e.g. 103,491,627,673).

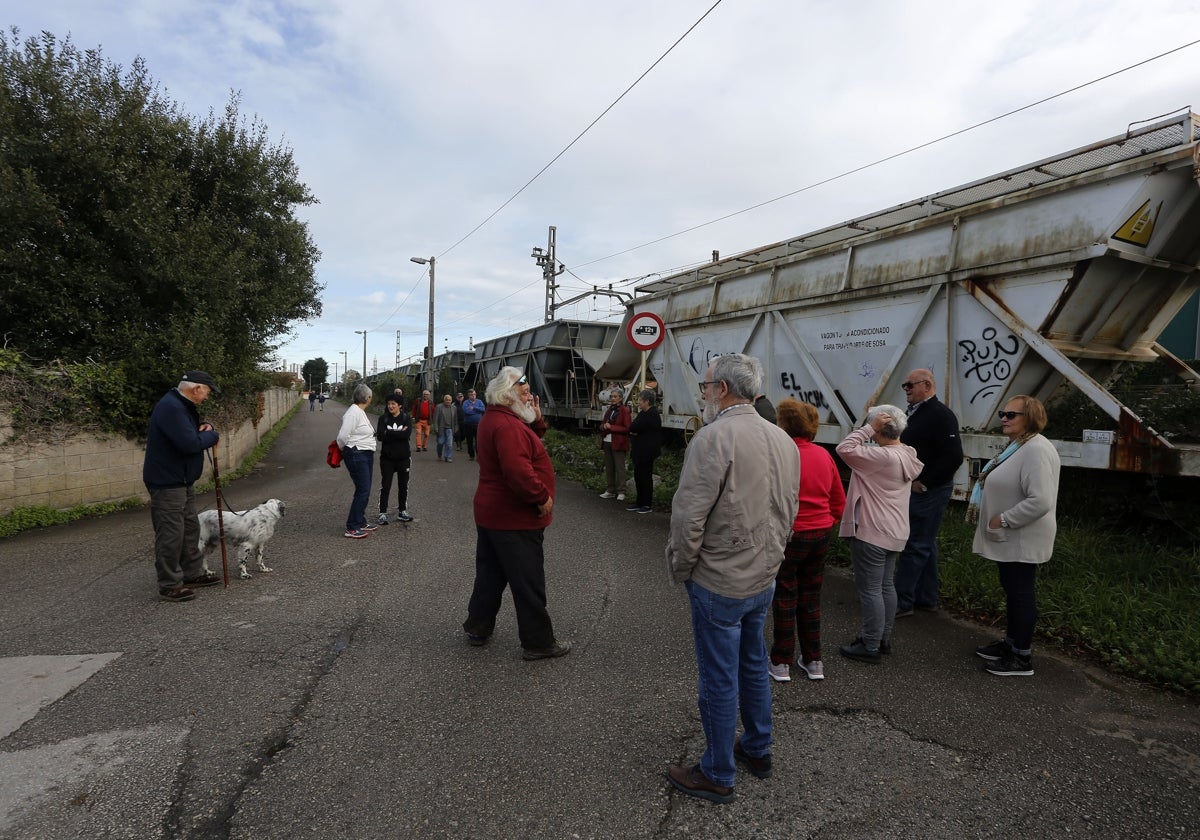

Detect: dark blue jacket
143,389,220,489
899,395,963,488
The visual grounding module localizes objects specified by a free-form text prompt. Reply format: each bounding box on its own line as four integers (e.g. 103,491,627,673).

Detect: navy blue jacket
142,389,220,489
899,395,963,488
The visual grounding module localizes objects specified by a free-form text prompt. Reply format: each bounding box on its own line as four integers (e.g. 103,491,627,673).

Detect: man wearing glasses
665,354,800,803
895,368,964,617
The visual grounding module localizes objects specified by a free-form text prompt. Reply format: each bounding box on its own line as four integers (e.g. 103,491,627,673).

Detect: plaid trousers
770,527,834,664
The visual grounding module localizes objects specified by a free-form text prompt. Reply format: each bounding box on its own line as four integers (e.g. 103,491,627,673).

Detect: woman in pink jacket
836,405,923,664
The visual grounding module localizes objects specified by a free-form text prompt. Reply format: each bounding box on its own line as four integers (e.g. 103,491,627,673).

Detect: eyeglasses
900,380,930,390
997,410,1025,420
697,380,723,393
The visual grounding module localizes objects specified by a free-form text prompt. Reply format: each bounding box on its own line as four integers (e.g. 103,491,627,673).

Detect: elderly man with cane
143,370,222,602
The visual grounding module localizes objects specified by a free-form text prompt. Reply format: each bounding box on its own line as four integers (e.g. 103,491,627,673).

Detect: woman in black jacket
626,390,663,513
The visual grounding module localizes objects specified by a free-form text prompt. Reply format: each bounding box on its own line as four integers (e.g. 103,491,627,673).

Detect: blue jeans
342,447,373,531
850,538,899,649
437,429,455,460
684,579,774,788
894,481,953,610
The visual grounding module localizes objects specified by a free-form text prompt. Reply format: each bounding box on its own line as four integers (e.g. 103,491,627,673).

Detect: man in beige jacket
664,353,800,804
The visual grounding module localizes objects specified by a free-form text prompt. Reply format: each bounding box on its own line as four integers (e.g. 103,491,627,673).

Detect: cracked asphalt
1,402,1198,839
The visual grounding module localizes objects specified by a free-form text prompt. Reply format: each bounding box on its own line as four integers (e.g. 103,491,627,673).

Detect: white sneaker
599,492,615,499
398,510,414,522
768,662,791,682
617,493,625,501
798,659,825,680
377,512,388,525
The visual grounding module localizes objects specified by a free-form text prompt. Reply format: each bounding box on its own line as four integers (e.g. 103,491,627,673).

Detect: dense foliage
0,29,322,437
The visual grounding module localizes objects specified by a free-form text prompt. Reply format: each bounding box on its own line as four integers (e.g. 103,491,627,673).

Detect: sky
6,1,1200,378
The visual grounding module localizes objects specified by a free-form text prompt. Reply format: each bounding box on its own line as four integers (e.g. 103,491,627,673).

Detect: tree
0,29,323,435
302,358,329,392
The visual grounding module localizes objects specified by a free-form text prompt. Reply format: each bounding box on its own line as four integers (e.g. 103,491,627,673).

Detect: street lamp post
340,351,348,391
410,256,435,393
333,361,339,395
355,330,367,383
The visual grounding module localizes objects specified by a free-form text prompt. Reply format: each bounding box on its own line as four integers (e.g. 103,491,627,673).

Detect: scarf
965,434,1033,525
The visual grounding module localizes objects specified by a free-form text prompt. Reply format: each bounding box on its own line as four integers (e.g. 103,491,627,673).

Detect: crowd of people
147,355,1061,803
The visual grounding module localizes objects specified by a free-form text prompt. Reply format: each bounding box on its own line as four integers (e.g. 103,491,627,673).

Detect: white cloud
7,0,1200,372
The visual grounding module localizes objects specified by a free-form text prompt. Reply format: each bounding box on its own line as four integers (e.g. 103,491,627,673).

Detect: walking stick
211,443,230,588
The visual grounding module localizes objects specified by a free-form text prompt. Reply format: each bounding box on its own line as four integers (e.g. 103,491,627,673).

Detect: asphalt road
1,402,1198,839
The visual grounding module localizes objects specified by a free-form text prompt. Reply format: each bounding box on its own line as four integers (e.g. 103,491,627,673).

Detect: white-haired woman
462,367,570,660
337,383,377,539
836,405,923,664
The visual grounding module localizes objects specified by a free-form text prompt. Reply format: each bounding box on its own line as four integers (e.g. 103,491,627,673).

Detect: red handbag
326,440,342,468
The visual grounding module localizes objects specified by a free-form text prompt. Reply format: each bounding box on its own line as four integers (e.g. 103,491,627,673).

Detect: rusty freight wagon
598,111,1200,487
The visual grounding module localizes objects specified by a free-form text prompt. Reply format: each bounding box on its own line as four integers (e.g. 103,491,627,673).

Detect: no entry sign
626,312,665,351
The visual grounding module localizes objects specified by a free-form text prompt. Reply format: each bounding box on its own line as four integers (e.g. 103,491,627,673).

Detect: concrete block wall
0,388,300,517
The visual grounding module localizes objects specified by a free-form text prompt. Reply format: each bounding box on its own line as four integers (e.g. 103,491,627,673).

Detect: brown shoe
159,586,195,602
666,763,734,803
183,573,221,587
733,737,773,779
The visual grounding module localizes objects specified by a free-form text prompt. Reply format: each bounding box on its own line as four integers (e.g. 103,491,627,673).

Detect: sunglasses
517,375,527,385
900,380,930,390
997,410,1025,420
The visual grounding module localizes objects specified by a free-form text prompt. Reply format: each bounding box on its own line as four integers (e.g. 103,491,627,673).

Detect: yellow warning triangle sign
1112,199,1160,246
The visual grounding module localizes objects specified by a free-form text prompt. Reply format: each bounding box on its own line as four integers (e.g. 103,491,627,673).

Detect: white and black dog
198,499,286,580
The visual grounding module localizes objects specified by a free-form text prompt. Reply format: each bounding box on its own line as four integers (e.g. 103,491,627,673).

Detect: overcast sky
7,1,1200,377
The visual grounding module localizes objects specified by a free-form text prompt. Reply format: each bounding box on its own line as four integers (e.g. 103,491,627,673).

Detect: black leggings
378,456,411,513
997,562,1039,652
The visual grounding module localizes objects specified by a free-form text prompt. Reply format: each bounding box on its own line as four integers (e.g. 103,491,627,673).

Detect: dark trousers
463,526,555,650
463,424,479,458
997,562,1039,653
633,457,655,507
149,485,207,591
771,527,833,664
894,481,954,610
378,456,410,514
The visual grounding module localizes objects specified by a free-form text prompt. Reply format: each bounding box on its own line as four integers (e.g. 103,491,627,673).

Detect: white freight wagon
598,111,1200,484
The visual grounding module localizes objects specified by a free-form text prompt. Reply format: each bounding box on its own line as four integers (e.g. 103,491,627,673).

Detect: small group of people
307,390,327,411
663,354,1062,804
596,386,662,513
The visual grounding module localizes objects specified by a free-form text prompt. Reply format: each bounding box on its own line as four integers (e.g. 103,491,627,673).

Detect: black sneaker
985,653,1034,676
522,640,572,660
839,639,881,664
975,639,1013,661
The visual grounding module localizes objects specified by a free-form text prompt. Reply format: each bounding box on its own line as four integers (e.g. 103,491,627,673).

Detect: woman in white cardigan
970,395,1061,677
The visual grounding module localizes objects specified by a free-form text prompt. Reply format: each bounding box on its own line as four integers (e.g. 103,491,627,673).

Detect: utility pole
532,225,566,322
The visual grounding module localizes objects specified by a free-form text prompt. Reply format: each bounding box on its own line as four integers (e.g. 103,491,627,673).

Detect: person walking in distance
142,371,223,602
665,354,800,803
434,393,459,462
894,369,963,617
460,388,485,460
411,389,434,452
462,367,571,661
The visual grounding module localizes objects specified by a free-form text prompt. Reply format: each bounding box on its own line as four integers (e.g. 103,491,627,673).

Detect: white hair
866,404,907,440
485,366,523,406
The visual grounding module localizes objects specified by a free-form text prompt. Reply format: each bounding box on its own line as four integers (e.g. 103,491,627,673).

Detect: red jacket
473,405,554,530
793,438,846,531
599,403,632,452
412,398,434,422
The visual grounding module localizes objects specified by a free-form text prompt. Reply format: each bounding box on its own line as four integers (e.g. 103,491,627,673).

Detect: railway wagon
597,111,1200,484
470,319,621,422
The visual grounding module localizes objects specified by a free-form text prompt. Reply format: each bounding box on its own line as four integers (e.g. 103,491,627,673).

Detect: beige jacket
972,434,1061,564
665,404,801,598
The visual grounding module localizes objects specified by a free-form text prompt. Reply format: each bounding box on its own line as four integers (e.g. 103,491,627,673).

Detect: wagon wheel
683,415,703,445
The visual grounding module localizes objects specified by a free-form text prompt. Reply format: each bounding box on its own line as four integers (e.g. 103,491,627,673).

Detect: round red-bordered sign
626,311,665,351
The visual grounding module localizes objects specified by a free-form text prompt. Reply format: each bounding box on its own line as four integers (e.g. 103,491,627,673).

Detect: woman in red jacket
769,398,846,681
